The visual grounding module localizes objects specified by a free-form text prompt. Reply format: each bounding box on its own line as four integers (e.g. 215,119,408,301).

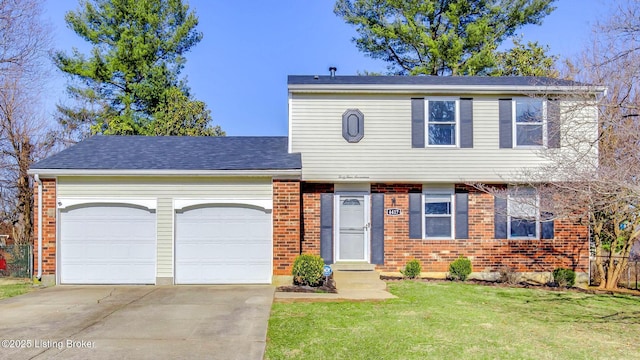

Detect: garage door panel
60,205,156,284
175,205,272,284
179,242,270,261
177,262,271,284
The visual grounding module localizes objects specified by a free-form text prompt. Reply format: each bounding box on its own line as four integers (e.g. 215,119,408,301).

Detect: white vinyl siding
290,94,595,182
57,176,273,279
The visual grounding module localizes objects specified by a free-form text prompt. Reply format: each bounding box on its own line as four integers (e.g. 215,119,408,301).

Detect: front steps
332,264,387,291
331,262,376,271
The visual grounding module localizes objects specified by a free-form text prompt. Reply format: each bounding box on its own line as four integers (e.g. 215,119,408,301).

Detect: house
29,75,604,285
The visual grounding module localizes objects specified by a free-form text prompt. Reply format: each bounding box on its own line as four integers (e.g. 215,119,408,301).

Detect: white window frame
422,190,455,240
426,97,460,148
513,98,547,149
507,193,540,240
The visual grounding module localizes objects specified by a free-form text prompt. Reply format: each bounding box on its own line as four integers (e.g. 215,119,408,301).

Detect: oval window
342,109,364,143
347,114,360,137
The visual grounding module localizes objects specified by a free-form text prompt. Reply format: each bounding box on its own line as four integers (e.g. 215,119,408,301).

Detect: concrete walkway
275,270,396,301
0,285,274,360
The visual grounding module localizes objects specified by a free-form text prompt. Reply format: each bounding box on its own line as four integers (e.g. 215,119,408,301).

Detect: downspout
34,174,42,280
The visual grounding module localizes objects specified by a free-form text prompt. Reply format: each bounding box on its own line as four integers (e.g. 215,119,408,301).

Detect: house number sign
386,208,402,216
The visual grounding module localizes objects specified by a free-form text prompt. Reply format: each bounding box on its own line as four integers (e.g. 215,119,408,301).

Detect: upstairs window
514,99,546,147
427,99,458,146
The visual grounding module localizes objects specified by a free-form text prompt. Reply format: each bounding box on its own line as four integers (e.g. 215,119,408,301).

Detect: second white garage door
175,205,272,284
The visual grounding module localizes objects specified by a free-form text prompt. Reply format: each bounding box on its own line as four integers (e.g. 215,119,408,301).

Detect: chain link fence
0,245,32,278
590,255,639,290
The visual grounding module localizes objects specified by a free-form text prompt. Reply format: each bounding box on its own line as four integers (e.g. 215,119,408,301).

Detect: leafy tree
334,0,557,75
148,87,224,136
492,37,558,77
54,0,221,140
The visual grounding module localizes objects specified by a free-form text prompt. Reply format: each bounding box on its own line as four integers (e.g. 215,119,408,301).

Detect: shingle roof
288,75,586,87
31,136,301,171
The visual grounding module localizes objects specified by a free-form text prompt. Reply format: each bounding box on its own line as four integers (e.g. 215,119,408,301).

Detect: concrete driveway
0,285,274,360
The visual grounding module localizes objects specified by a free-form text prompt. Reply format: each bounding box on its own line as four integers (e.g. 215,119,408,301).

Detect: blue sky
42,0,611,136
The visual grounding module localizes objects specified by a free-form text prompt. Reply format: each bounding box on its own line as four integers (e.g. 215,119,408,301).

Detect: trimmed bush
400,259,422,279
292,254,325,287
552,268,576,288
449,256,472,281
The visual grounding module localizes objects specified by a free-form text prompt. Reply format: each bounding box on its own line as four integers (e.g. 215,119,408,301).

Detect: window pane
426,217,451,238
428,124,455,145
429,101,455,123
508,196,537,218
425,201,451,215
510,218,537,238
516,124,543,146
516,100,543,123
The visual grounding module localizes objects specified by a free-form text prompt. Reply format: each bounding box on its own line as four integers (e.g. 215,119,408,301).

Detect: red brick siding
33,178,56,275
302,182,334,193
371,183,422,193
295,182,589,274
377,187,589,273
301,193,321,255
272,180,301,275
300,182,334,256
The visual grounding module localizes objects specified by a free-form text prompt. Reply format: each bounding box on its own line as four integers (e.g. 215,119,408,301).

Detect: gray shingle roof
31,136,301,171
288,75,586,87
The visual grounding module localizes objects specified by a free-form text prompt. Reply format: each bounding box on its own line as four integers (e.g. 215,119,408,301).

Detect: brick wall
272,180,301,275
33,178,56,276
300,183,334,255
296,182,589,274
377,186,589,273
371,183,422,193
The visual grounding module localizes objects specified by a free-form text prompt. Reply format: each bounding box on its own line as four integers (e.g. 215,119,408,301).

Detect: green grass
266,281,640,359
0,282,32,300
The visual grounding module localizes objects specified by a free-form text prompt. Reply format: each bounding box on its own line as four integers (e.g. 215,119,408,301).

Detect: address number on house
386,208,402,216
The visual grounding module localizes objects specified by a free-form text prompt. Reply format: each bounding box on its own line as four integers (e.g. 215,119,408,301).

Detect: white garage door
60,205,156,284
175,205,271,284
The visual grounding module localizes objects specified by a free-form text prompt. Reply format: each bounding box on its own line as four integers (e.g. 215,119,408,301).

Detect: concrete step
331,262,376,271
333,270,387,291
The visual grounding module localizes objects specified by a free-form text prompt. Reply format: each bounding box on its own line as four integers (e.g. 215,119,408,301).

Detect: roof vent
329,66,337,78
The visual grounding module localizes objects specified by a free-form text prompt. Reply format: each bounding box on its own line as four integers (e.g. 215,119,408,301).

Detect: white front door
336,195,369,261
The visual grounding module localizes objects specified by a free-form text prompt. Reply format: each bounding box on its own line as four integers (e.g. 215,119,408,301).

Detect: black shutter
411,98,425,148
460,98,473,148
409,193,422,239
455,192,469,239
541,209,555,239
370,194,384,264
494,196,508,239
499,99,513,149
541,220,555,239
320,193,334,264
547,99,561,148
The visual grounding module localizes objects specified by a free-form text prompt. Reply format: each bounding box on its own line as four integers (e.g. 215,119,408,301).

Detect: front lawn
0,282,32,300
266,281,640,359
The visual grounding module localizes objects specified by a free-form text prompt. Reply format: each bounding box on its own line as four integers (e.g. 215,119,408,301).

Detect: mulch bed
380,275,640,296
277,277,337,293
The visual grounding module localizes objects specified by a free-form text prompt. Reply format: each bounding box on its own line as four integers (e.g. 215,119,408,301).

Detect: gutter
287,84,609,95
26,169,302,178
33,174,42,280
